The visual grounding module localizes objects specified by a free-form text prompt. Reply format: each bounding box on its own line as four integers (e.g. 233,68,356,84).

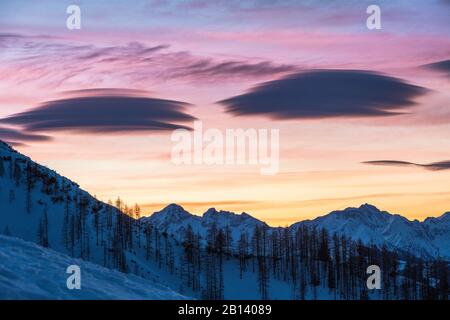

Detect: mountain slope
0,235,188,300
423,212,450,259
290,204,449,259
0,140,188,298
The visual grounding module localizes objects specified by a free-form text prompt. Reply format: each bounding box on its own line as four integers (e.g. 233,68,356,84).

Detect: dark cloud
363,160,450,171
0,127,52,146
0,93,196,134
219,70,428,120
425,59,450,76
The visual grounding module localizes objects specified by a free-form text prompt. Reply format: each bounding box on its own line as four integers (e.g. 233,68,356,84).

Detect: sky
0,0,449,226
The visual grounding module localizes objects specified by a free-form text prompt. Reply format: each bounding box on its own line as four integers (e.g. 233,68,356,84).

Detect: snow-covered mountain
290,204,450,260
0,235,188,300
422,213,450,259
144,202,449,260
143,204,268,247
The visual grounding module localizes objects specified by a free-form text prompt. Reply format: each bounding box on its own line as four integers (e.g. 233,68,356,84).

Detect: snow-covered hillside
0,235,187,300
0,140,190,298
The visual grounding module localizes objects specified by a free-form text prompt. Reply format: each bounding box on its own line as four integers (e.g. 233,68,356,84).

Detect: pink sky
0,1,449,225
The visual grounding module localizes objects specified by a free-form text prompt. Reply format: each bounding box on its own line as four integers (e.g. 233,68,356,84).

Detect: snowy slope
291,204,449,259
0,140,109,250
0,140,190,298
0,235,188,300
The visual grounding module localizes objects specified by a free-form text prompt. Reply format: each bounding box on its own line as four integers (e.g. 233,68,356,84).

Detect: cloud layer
364,160,450,171
219,70,428,120
0,127,52,146
0,90,196,134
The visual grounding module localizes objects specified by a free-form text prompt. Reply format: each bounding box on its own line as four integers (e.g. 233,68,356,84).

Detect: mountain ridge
144,202,450,260
146,202,450,228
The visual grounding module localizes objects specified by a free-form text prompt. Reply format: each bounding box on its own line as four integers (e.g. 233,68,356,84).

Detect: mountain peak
146,203,193,225
203,207,229,218
204,207,218,215
163,203,186,212
202,208,245,219
358,203,381,212
156,203,192,219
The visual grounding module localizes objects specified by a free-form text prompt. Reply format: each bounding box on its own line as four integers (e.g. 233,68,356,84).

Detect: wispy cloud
363,160,450,171
170,59,295,79
0,33,295,90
